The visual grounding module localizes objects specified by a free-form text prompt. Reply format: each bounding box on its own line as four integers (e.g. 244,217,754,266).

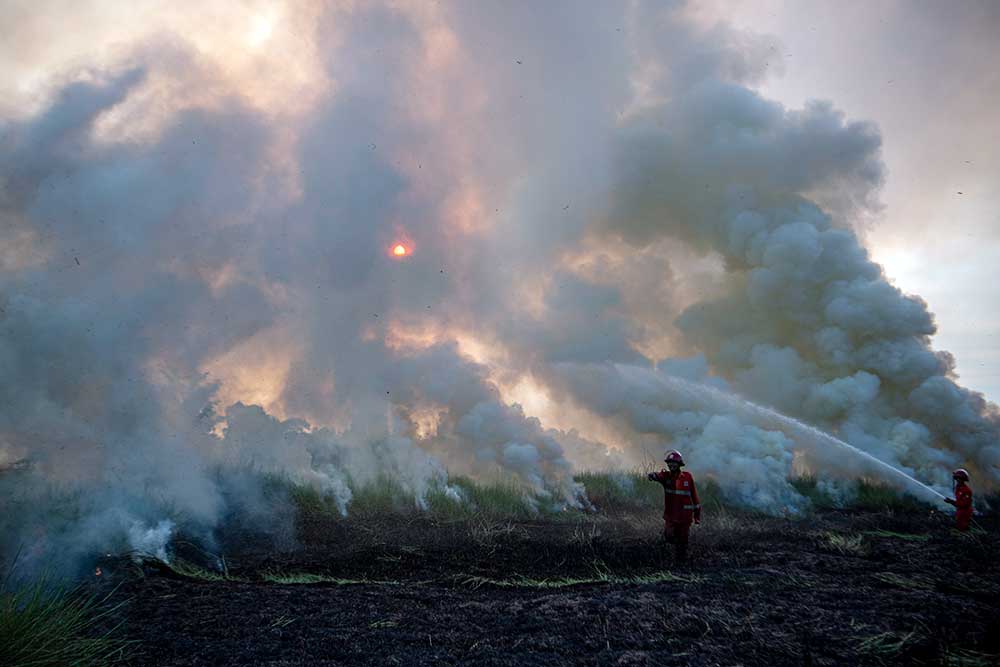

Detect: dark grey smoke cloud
1,1,997,575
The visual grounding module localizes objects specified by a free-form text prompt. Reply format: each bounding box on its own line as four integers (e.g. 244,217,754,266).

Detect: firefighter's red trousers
663,520,690,545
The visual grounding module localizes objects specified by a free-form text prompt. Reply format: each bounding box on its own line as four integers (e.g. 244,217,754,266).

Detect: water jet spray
659,374,949,506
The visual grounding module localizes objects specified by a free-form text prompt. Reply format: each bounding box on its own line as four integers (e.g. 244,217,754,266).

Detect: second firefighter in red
944,468,974,531
647,450,701,562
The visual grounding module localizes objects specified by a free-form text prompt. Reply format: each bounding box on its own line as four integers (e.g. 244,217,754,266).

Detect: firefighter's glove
944,498,955,506
647,472,657,481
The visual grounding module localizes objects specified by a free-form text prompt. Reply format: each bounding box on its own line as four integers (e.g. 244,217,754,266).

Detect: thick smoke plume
1,1,997,575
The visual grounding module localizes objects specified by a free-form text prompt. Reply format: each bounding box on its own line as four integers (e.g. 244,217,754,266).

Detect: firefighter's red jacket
650,470,701,525
954,483,973,522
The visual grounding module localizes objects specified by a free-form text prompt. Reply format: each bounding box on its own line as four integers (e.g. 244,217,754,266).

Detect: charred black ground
88,501,1000,666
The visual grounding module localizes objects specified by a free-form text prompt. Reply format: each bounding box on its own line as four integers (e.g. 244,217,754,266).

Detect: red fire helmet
952,468,970,482
664,450,685,466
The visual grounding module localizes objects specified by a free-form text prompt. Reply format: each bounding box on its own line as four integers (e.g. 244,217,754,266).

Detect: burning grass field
5,474,1000,666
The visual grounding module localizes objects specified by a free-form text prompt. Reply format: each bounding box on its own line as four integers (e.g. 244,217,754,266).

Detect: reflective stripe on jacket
651,469,701,524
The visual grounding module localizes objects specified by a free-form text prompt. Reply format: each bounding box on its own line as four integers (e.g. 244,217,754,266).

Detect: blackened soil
100,510,1000,666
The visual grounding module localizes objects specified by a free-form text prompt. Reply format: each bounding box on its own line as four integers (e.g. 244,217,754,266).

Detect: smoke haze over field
2,1,998,574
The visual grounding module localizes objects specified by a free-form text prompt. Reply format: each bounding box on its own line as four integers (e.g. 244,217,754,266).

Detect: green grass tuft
855,479,929,512
942,648,1000,666
864,529,930,542
856,629,920,657
872,572,934,591
347,475,415,516
0,572,131,666
823,532,866,555
167,560,247,583
448,476,539,520
460,564,701,589
261,570,402,586
286,483,341,518
261,571,342,585
278,466,935,529
575,471,660,511
790,475,841,509
793,476,932,512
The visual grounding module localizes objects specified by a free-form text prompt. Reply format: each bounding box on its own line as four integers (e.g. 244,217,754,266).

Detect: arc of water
659,375,949,505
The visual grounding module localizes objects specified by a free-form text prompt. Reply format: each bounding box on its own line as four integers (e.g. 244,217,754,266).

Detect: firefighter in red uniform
647,450,700,562
944,468,973,532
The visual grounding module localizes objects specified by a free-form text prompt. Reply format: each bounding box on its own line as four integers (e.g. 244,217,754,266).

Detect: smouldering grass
792,475,932,512
283,472,546,522
348,475,414,516
450,476,540,519
279,466,934,528
855,479,928,512
424,484,469,519
285,481,343,519
790,475,840,509
0,571,132,666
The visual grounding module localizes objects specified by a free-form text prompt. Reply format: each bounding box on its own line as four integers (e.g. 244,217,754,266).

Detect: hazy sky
1,0,997,415
4,2,999,573
697,0,1000,401
3,1,995,402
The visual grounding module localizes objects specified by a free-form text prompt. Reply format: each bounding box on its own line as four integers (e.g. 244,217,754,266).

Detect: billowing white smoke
582,75,1000,496
1,1,997,575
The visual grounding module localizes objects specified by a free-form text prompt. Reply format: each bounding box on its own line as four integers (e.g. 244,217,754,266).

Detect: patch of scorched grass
864,529,930,542
0,571,131,666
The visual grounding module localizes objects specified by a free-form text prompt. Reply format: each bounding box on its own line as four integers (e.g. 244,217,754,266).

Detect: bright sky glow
246,12,275,47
